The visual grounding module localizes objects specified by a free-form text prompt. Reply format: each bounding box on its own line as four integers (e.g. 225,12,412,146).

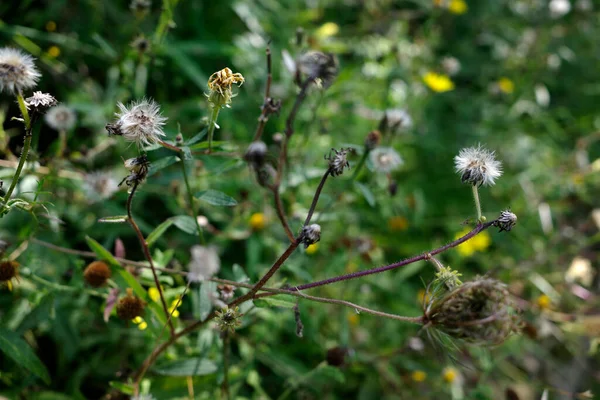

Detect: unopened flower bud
244,141,268,166
0,260,19,282
301,224,321,248
364,130,381,150
495,210,517,232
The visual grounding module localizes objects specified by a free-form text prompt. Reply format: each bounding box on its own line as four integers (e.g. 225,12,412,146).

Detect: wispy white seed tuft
454,145,503,186
45,105,77,131
187,245,221,283
369,147,403,173
0,48,41,94
108,99,167,147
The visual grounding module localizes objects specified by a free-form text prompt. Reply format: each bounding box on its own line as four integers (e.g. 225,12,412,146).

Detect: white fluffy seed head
0,48,41,94
45,105,77,131
454,145,503,186
369,147,404,173
187,245,221,283
113,99,167,147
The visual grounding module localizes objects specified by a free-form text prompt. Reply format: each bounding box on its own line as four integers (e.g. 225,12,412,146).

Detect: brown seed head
116,288,146,320
83,261,112,287
0,260,19,282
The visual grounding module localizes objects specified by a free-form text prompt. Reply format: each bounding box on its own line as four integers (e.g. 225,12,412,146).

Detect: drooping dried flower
369,147,403,174
25,92,57,113
0,48,41,94
300,224,321,248
106,99,167,147
454,145,503,186
206,67,245,109
45,105,77,131
187,245,221,283
297,51,338,89
83,260,112,287
119,155,150,188
326,148,351,177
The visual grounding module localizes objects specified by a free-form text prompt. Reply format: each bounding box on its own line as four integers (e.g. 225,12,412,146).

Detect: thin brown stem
270,186,295,242
303,168,331,226
126,181,175,336
158,139,183,153
253,45,273,142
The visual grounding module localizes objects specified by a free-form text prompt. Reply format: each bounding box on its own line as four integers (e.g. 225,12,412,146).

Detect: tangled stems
126,181,175,336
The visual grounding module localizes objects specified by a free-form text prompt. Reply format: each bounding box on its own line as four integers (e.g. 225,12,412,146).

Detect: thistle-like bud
424,277,521,346
297,51,338,89
454,145,503,187
244,141,268,167
206,67,244,109
325,148,351,177
25,92,57,114
0,260,19,282
215,306,242,334
364,130,381,151
116,288,146,320
300,224,321,248
83,260,112,287
0,47,41,94
494,210,517,232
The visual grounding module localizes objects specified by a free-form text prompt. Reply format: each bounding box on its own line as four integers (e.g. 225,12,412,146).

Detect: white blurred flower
442,56,461,76
454,145,502,186
549,0,571,17
85,171,118,201
0,47,40,94
45,105,77,131
369,147,403,173
107,99,167,147
382,109,412,132
187,245,220,283
535,84,550,107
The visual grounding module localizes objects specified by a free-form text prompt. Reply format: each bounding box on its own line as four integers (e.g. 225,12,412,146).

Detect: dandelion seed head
369,147,403,173
187,245,221,283
45,105,77,131
454,145,502,186
297,51,339,89
109,99,167,147
0,48,41,94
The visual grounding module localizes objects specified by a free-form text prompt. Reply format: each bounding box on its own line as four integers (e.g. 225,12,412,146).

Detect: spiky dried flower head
379,109,412,134
297,51,338,89
369,147,404,174
424,277,521,346
45,105,76,131
454,145,502,187
25,92,57,113
187,245,221,284
116,288,146,320
119,155,150,188
206,67,245,109
106,99,167,147
83,260,112,287
326,148,351,177
215,306,242,334
494,210,517,232
301,224,321,248
0,48,41,94
0,260,19,282
364,130,381,150
244,141,268,167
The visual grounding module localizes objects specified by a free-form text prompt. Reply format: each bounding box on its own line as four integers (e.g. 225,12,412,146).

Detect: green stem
207,107,220,153
1,93,33,213
180,160,205,245
472,184,482,222
351,148,370,180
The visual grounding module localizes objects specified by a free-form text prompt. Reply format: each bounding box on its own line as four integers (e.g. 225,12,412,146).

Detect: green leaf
85,236,120,267
148,155,179,177
108,381,134,395
171,215,198,235
195,189,237,207
253,295,296,309
98,215,128,223
354,182,376,207
146,218,175,247
0,328,50,384
188,140,229,151
154,358,218,376
184,129,207,145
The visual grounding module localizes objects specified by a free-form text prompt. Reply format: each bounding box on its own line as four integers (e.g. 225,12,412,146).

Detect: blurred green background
0,0,599,399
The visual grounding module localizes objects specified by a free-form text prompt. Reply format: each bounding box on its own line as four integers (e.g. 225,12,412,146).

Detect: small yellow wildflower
388,216,409,232
347,312,359,326
148,287,160,303
498,77,514,94
448,0,468,14
412,370,427,382
536,294,551,310
442,367,458,383
305,243,319,255
47,46,60,58
316,22,340,38
455,229,491,257
132,316,148,330
423,72,455,93
169,299,181,318
249,213,266,231
46,21,57,32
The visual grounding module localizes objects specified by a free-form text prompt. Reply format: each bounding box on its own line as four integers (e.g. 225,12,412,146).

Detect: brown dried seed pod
83,261,112,287
0,260,19,282
116,288,145,320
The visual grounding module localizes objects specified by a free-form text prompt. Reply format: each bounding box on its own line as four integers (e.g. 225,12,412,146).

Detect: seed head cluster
301,224,321,248
25,92,57,113
0,48,41,94
106,99,167,147
369,147,403,174
454,145,502,187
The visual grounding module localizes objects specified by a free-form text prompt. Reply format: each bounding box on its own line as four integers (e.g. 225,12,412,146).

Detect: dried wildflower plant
207,67,245,109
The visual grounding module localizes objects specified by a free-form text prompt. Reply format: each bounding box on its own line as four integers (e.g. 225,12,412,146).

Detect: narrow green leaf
85,236,120,267
184,129,207,145
108,381,134,395
253,295,296,309
354,182,376,207
188,140,228,151
171,215,198,235
0,328,50,384
146,219,175,247
195,189,237,207
153,358,218,376
98,215,128,223
148,155,179,177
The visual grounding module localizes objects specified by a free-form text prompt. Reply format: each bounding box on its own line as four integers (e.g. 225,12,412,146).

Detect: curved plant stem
271,187,295,243
158,139,183,153
303,168,331,226
180,160,205,245
207,107,221,153
126,181,175,336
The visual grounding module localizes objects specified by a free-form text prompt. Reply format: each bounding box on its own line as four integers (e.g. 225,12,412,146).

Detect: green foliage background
1,0,599,399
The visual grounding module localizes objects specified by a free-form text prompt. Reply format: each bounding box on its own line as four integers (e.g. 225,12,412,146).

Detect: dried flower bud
0,47,41,94
0,260,19,282
300,224,321,248
215,306,242,334
25,92,57,113
130,0,151,16
388,180,398,196
116,288,146,320
297,51,338,89
494,210,517,232
454,145,503,187
107,99,167,147
364,130,381,150
45,105,76,131
119,155,150,188
326,346,350,367
83,260,112,287
206,67,244,109
325,148,351,177
244,141,268,167
424,277,521,345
